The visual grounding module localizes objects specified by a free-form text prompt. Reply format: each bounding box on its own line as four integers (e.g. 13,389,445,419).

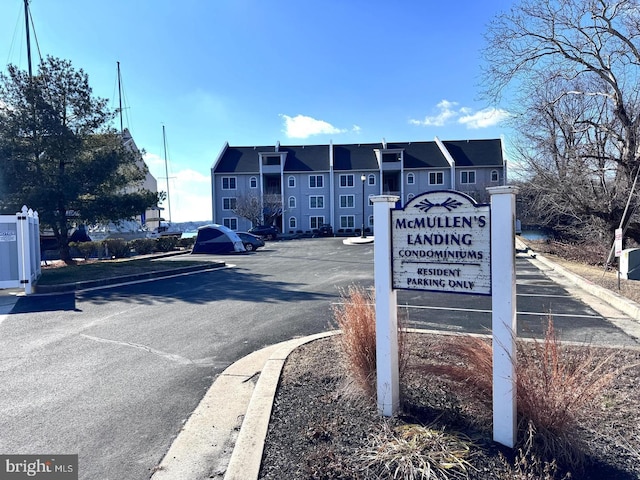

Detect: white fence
0,206,41,295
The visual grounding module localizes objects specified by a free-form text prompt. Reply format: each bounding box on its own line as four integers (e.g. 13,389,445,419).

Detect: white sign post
488,185,519,448
372,195,400,416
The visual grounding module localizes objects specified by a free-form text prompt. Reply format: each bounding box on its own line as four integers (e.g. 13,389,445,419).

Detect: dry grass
361,422,478,480
412,318,618,473
332,284,409,398
332,285,378,396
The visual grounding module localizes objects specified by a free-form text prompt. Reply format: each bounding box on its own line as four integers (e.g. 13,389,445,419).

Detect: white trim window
429,171,444,185
222,176,237,190
368,174,376,186
288,176,295,188
250,176,258,188
340,215,355,228
288,196,296,209
339,194,355,208
222,197,237,210
309,175,323,188
368,214,374,227
339,174,354,187
310,216,324,229
491,170,499,182
289,217,297,229
407,193,414,202
407,172,415,185
223,217,238,230
309,196,324,209
460,170,476,185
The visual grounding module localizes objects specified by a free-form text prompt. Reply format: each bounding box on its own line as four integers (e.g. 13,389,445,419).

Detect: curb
149,331,339,480
34,262,225,294
530,252,640,322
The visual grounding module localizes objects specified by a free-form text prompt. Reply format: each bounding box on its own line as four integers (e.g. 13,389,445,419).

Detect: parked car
237,232,265,251
248,225,279,240
316,224,333,237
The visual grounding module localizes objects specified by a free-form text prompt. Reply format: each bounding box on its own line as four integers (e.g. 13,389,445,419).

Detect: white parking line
401,304,601,319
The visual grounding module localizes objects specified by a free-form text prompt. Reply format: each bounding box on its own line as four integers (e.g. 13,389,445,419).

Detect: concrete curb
34,262,225,294
530,252,640,322
149,331,339,480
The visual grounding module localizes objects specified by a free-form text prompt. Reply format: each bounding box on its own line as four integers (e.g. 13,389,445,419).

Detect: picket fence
0,206,41,295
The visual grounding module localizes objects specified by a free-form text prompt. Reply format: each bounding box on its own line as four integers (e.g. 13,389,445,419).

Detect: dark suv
316,224,333,237
248,225,279,240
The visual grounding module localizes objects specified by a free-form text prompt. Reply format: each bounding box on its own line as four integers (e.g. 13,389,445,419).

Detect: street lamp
361,174,367,238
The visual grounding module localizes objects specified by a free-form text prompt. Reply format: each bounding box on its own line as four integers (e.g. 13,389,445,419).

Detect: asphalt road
0,237,635,479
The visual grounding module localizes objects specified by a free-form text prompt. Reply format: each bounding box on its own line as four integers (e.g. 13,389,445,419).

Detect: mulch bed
259,333,640,480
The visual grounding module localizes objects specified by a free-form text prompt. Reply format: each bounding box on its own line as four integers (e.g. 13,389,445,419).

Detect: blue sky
1,0,515,222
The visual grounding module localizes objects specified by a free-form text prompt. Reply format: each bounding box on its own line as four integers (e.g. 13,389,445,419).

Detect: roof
282,145,330,172
442,139,503,167
333,143,381,171
212,139,503,174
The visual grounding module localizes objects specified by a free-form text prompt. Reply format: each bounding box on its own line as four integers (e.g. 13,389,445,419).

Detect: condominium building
211,137,506,235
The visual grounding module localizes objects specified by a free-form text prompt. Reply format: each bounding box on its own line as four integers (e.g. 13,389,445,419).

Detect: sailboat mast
117,61,123,134
162,125,172,223
24,0,32,78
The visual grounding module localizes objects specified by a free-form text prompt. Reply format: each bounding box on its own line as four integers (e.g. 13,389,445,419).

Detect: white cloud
410,100,460,127
410,100,509,129
458,107,511,129
281,114,346,139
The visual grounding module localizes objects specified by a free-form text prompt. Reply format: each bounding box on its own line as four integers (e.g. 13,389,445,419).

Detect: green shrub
129,238,156,255
178,236,195,249
69,241,103,260
155,236,179,252
103,238,130,258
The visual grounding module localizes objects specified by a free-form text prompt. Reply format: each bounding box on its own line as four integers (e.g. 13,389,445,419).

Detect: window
368,215,374,227
460,170,476,184
339,174,354,187
491,170,499,182
263,155,281,166
429,172,444,185
223,218,237,230
288,176,295,188
309,196,324,209
310,216,324,229
368,174,376,186
288,196,296,208
309,175,323,188
339,195,355,208
222,197,237,210
340,215,355,228
407,193,414,202
407,172,415,185
222,177,236,190
250,176,257,188
289,217,297,229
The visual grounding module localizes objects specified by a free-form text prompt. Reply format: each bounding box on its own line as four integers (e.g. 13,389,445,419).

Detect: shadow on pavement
11,292,77,313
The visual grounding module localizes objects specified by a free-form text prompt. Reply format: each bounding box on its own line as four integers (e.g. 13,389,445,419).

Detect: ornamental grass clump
331,284,408,398
361,422,477,480
413,318,617,473
332,285,378,396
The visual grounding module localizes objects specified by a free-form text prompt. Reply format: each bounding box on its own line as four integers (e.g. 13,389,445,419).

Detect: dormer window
262,155,281,166
382,152,401,162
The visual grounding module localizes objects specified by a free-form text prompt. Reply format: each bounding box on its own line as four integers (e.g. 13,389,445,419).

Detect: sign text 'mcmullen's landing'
391,191,491,295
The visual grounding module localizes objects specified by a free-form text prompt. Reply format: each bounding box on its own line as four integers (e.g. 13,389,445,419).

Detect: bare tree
232,192,283,227
484,0,640,242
